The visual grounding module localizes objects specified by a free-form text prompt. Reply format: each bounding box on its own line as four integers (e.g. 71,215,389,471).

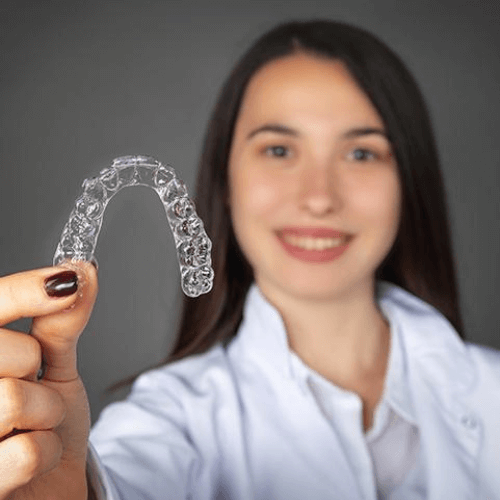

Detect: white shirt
87,281,500,499
289,341,423,499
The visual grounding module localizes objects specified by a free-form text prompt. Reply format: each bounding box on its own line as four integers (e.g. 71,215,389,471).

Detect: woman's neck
258,279,391,421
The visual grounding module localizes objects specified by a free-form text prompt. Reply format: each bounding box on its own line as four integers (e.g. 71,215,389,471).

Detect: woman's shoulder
131,343,234,400
466,342,500,382
92,344,234,436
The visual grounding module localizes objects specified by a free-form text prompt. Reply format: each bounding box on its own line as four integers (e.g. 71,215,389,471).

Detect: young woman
0,20,499,500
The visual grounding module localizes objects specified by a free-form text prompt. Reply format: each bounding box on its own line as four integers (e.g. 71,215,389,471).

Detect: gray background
1,0,499,424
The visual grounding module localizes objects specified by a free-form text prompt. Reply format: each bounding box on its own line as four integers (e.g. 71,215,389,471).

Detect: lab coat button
460,414,477,429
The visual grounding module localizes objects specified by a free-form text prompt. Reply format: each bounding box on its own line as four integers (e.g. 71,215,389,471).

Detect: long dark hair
108,19,464,393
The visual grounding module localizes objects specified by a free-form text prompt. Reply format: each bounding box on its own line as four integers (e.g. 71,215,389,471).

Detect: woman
0,20,499,500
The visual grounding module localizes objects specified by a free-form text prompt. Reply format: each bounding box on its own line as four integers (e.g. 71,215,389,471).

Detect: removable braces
53,155,214,298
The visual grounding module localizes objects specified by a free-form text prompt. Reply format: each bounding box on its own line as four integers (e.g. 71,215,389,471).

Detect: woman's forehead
236,53,386,133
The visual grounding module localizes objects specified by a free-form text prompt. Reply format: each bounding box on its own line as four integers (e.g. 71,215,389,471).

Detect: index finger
0,267,79,327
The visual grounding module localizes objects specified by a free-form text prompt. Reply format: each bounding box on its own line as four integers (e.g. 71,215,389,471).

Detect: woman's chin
257,275,353,304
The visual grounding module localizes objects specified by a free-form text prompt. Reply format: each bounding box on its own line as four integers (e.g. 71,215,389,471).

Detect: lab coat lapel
411,376,480,499
382,285,480,499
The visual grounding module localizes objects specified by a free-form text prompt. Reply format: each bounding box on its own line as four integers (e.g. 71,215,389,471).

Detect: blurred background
1,0,499,424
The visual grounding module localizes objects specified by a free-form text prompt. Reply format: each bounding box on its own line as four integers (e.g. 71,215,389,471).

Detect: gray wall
1,0,499,424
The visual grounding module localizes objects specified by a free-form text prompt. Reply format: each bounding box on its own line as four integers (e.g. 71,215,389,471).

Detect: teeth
283,234,346,250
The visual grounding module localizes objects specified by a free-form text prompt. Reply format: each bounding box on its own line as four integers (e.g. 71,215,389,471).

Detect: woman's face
227,53,401,302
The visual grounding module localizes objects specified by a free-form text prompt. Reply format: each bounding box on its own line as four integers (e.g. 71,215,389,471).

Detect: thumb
30,261,98,382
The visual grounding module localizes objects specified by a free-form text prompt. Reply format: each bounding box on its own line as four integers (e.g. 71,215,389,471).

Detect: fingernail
44,270,79,298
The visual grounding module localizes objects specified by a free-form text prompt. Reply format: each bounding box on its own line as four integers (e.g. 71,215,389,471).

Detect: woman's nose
298,163,342,216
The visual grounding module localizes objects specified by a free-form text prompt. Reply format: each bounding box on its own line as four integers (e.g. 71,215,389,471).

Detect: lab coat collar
240,280,475,396
375,280,476,403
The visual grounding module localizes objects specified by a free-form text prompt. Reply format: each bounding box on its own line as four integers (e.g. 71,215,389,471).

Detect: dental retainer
53,155,214,297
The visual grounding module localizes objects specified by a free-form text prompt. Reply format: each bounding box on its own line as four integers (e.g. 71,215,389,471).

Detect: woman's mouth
277,230,352,263
281,234,348,250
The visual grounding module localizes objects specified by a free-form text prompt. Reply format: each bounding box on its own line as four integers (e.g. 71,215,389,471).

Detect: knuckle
46,387,66,426
23,335,43,375
17,431,61,481
12,433,43,482
3,276,36,319
0,378,25,427
4,280,19,312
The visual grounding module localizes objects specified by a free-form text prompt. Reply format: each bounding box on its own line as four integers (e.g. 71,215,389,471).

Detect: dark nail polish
44,270,79,298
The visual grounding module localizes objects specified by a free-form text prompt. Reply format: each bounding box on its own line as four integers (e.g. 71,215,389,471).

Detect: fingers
0,262,98,383
0,430,63,497
0,378,66,498
0,329,41,380
30,261,99,382
0,263,96,498
0,266,80,327
0,378,66,438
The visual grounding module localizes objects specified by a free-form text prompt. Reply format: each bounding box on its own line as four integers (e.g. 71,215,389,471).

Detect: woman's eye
348,148,378,161
264,145,290,158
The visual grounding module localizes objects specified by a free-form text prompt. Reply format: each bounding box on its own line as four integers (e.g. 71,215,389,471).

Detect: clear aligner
53,155,214,298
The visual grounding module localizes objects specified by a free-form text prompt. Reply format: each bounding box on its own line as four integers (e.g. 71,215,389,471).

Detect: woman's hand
0,263,98,500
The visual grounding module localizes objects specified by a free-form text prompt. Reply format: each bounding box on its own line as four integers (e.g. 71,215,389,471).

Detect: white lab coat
87,281,500,499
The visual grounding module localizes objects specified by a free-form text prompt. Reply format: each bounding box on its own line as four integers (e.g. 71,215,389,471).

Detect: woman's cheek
252,183,282,216
358,174,402,254
353,170,400,217
240,172,284,217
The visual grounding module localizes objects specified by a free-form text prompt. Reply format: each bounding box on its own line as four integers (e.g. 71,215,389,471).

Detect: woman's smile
277,232,352,262
276,227,353,262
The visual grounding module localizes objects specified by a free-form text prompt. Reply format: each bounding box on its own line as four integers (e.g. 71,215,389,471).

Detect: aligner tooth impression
53,155,214,298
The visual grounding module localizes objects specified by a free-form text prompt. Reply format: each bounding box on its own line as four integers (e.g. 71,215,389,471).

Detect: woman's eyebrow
246,124,390,142
246,124,299,140
341,127,389,140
